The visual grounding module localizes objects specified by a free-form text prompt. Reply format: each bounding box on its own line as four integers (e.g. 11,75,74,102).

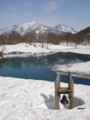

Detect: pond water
0,52,90,85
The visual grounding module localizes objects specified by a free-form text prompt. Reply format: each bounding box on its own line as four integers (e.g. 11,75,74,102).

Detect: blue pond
0,52,90,85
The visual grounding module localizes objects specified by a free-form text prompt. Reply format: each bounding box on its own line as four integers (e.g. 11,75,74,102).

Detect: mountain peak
0,21,76,35
51,24,76,34
20,21,39,27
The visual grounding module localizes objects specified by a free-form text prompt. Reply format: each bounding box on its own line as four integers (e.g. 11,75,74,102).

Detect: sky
0,0,90,31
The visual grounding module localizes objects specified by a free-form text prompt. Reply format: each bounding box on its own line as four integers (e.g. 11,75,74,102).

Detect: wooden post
55,72,60,109
68,72,74,109
55,71,74,110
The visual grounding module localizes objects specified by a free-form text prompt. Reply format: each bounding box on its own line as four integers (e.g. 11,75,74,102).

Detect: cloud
46,0,58,13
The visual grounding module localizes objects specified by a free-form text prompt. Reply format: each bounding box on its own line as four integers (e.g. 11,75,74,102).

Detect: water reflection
0,52,90,69
0,52,90,85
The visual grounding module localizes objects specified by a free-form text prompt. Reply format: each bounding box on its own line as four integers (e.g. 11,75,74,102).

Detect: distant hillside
0,21,76,35
60,27,90,46
0,21,90,46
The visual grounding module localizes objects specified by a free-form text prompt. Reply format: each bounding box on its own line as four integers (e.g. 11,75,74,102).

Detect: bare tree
0,35,6,57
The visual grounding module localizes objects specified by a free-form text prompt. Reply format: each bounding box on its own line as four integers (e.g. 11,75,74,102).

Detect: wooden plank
58,87,71,94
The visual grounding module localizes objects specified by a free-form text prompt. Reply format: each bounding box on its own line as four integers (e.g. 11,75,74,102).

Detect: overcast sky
0,0,90,31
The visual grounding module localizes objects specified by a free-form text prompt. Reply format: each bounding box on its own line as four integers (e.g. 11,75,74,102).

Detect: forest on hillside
0,27,90,46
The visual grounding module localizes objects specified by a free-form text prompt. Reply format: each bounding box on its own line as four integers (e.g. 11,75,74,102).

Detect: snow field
0,43,90,120
0,43,90,55
0,77,90,120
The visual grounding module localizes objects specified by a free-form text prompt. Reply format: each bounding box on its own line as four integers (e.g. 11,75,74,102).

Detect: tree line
0,27,90,46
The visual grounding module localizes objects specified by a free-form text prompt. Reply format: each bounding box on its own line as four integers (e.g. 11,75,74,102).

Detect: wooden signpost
55,71,74,109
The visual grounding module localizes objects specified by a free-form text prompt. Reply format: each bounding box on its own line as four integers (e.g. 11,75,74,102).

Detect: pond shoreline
54,70,90,79
0,43,90,57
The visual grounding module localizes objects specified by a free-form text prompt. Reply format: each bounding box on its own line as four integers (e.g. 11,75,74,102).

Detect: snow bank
1,43,50,54
0,43,90,56
49,61,90,78
0,77,90,120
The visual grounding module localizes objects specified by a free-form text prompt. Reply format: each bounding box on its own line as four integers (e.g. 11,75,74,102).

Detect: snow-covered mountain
0,21,50,35
48,24,76,34
0,21,76,35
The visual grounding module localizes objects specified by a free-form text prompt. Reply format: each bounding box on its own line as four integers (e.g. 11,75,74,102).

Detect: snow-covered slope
0,21,50,35
0,21,76,35
48,24,76,34
0,25,18,35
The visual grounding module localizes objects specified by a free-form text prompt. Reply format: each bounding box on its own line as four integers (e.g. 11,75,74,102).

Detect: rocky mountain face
0,21,76,35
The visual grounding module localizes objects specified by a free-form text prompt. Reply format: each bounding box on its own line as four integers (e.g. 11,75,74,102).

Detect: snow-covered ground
0,77,90,120
49,61,90,78
0,43,90,55
0,43,90,120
